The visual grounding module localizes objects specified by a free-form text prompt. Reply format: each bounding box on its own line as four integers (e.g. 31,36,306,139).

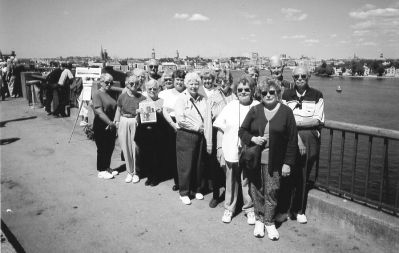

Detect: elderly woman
238,79,298,240
174,72,212,205
199,69,216,98
213,75,258,223
207,68,236,208
92,73,118,179
160,70,174,90
114,74,146,183
135,79,165,186
159,69,186,191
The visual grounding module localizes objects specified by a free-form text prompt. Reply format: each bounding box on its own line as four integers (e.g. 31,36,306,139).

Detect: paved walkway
1,98,384,253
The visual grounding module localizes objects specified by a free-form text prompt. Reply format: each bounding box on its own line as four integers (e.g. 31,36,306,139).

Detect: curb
307,189,399,252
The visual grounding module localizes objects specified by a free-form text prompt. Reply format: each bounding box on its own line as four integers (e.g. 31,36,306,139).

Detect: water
232,70,399,212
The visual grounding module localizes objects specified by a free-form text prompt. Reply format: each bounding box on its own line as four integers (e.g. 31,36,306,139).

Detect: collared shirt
174,90,209,132
282,87,325,124
208,89,237,120
58,69,73,85
159,88,181,118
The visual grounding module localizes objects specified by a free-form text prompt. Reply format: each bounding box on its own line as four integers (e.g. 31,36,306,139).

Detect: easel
68,67,101,143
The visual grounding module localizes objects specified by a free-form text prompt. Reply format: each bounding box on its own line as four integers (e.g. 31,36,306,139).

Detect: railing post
351,133,358,198
379,138,389,209
364,136,373,199
327,129,333,189
339,131,345,191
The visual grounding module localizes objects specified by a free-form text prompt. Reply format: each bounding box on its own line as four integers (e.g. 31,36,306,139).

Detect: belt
122,114,136,118
178,128,203,135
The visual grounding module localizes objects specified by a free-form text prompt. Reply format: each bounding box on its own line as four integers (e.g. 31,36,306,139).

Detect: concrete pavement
1,98,385,253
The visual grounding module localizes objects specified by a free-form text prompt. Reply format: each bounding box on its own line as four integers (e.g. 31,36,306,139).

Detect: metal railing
315,120,399,215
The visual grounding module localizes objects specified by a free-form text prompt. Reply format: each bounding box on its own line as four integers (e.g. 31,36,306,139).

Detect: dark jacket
238,103,298,176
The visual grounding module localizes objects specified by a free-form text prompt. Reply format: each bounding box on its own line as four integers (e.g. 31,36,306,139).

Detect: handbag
239,144,262,172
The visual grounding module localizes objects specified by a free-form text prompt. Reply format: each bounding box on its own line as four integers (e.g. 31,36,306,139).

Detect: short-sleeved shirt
58,69,74,85
282,87,325,124
117,92,146,115
213,99,259,162
92,90,117,120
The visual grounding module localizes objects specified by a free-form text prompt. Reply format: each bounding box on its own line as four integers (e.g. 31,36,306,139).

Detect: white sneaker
132,175,140,183
265,224,279,240
111,170,118,176
222,209,233,223
254,220,265,238
98,171,114,179
297,214,308,224
195,193,204,200
247,211,256,225
79,121,88,127
125,173,133,183
180,196,191,205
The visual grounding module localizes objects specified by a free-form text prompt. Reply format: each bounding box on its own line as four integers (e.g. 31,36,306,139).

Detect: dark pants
93,118,116,172
164,120,178,185
53,85,68,116
210,127,225,198
289,129,320,215
136,124,162,182
176,129,205,196
44,84,56,113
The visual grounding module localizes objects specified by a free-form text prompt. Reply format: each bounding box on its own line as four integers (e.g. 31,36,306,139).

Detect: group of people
1,56,24,100
90,56,325,241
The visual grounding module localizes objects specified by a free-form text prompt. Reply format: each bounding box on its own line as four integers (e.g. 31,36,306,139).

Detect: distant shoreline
318,75,399,79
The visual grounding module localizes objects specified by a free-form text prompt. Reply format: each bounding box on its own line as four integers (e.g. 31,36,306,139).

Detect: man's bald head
270,55,283,68
269,55,284,81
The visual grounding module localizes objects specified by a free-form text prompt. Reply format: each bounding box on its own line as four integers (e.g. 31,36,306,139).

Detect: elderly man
245,66,260,84
282,66,325,224
147,59,161,81
269,55,293,92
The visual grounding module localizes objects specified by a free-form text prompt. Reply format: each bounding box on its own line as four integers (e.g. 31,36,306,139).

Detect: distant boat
336,85,342,93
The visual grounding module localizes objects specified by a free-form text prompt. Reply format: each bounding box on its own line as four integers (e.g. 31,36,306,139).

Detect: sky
1,0,398,59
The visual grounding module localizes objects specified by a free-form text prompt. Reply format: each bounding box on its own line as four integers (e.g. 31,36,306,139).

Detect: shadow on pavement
1,219,26,253
0,116,37,128
0,138,20,145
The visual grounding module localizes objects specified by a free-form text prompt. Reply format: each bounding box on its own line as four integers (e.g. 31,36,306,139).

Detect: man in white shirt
54,63,74,117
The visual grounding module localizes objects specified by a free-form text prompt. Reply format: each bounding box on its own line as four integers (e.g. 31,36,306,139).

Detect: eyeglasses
293,74,307,80
216,79,227,84
261,90,276,96
149,65,158,69
127,82,139,86
237,88,251,93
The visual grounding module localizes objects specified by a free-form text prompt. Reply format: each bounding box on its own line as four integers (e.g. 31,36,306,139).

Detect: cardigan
238,103,298,175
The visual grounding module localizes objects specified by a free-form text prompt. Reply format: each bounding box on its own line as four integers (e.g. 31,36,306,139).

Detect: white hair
184,72,201,85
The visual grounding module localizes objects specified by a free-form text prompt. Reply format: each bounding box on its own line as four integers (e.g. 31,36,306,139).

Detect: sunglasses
104,81,113,85
127,82,139,86
237,88,251,93
261,90,276,96
293,74,307,80
164,78,172,82
147,87,158,91
149,65,158,69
